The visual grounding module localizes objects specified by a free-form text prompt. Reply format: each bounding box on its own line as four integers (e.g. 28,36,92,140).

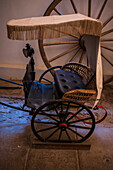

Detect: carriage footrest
27,81,55,108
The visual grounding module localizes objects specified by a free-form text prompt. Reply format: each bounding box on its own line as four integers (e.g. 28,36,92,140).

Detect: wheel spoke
54,8,62,15
49,70,54,77
64,102,70,120
96,0,108,19
68,116,92,124
60,102,63,112
88,0,92,17
43,41,78,46
79,50,86,63
34,120,57,125
52,104,59,116
67,127,84,138
37,125,58,133
70,0,78,13
101,38,113,42
101,52,113,66
39,110,59,122
65,129,72,142
104,75,113,84
46,26,80,39
45,127,60,141
86,53,89,66
101,45,113,52
101,29,113,37
58,129,63,141
103,15,113,27
67,108,83,122
42,77,52,84
49,45,79,62
69,47,81,62
69,124,91,130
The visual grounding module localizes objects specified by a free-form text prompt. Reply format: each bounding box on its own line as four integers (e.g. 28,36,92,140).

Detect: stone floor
0,82,113,170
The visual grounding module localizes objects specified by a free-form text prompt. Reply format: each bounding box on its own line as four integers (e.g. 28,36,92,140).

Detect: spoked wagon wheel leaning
31,100,95,143
38,0,113,84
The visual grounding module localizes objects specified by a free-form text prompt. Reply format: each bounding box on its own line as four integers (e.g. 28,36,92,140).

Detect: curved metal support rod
0,101,30,112
96,0,108,19
0,78,23,86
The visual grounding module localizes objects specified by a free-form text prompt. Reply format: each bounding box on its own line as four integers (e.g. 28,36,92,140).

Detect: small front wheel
31,100,95,143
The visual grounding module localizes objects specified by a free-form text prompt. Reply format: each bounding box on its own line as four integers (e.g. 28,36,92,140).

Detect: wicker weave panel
61,62,96,103
61,62,96,89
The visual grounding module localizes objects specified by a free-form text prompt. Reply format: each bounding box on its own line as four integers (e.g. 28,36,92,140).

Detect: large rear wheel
38,0,113,84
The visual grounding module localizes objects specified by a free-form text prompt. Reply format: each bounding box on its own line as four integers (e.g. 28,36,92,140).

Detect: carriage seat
54,70,86,98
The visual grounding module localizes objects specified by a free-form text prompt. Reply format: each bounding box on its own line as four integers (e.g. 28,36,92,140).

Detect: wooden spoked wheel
38,0,113,84
31,100,95,143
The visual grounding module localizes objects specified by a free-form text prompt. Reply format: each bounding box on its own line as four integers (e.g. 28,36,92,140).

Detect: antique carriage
0,11,108,143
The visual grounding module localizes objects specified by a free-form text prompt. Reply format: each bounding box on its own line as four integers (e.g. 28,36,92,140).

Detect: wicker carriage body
61,62,96,104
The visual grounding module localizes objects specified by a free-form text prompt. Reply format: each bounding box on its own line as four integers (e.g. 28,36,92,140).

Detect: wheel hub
79,36,86,51
59,123,67,130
